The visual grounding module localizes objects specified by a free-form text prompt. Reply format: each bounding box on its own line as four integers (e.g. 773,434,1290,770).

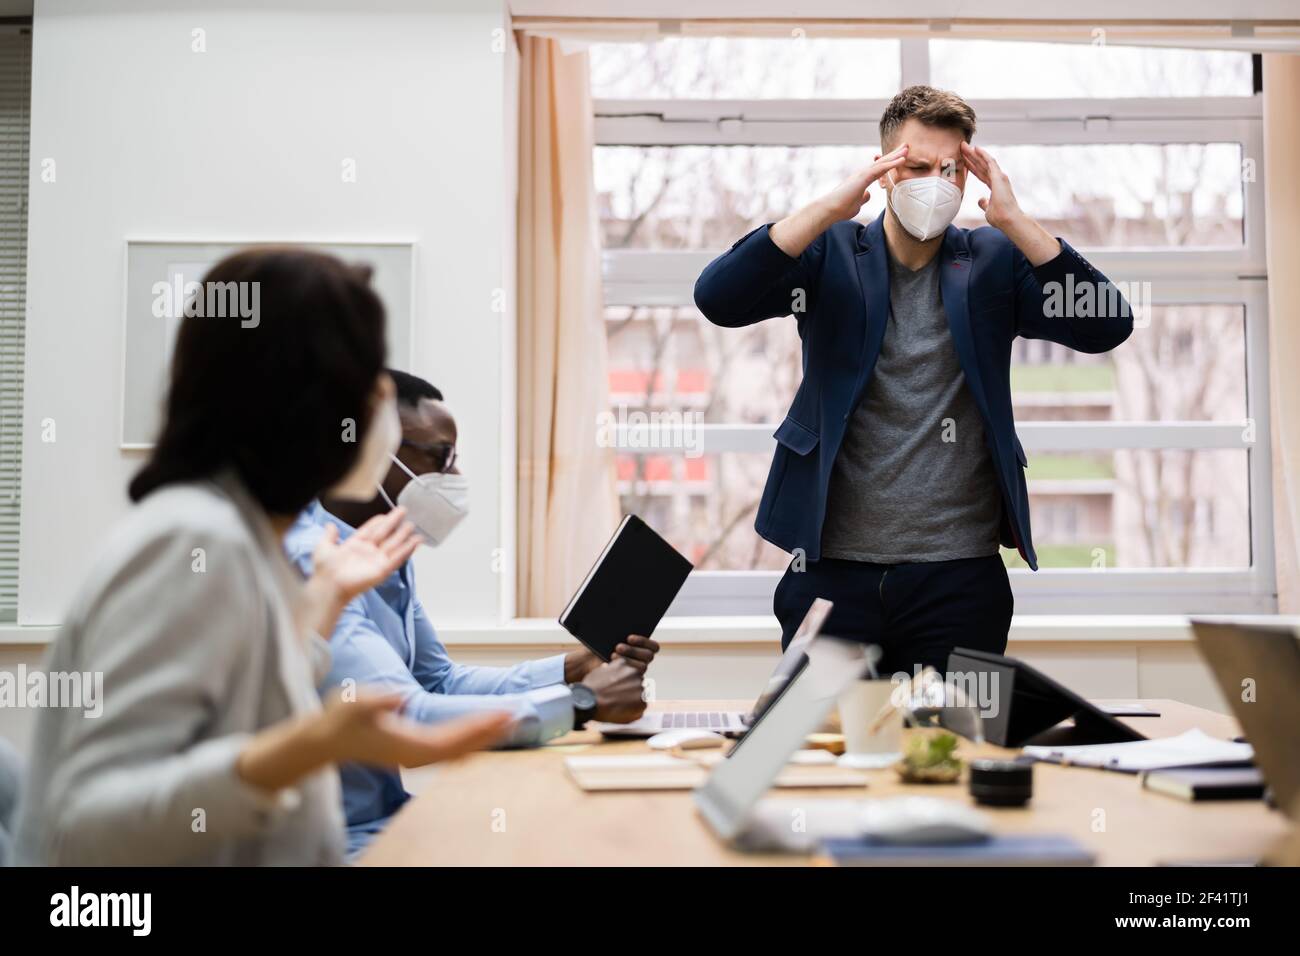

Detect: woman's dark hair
129,247,387,515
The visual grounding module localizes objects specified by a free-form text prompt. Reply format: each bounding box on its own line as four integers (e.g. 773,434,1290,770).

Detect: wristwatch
569,682,598,730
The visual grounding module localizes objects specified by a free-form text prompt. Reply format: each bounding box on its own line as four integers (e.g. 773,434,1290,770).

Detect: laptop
1191,619,1300,817
947,646,1146,746
592,598,834,738
693,635,873,851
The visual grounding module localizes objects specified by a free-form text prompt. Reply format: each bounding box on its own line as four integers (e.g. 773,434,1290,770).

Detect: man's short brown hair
879,85,977,151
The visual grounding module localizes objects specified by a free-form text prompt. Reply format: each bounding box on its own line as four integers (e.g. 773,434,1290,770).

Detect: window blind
0,27,31,622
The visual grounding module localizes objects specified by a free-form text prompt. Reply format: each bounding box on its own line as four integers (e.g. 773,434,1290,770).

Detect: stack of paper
1023,729,1253,773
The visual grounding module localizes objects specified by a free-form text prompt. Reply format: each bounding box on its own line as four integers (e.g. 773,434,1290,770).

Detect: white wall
19,0,515,628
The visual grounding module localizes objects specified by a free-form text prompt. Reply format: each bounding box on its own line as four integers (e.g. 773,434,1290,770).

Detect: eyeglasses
400,439,457,474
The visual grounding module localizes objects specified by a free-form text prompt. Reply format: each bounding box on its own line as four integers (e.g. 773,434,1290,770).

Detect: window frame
593,39,1274,616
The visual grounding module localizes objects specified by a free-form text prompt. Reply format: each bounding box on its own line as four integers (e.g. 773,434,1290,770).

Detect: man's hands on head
822,144,911,222
767,141,1059,269
959,141,1020,231
769,144,909,258
960,141,1061,266
563,633,660,682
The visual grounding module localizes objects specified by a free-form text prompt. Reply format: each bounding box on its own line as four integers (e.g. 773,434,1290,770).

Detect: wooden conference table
360,698,1291,867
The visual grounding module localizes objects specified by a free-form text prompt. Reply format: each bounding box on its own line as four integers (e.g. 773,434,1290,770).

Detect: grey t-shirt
820,249,1002,563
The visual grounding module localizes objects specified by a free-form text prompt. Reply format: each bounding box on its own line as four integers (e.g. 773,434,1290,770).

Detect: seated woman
14,248,508,866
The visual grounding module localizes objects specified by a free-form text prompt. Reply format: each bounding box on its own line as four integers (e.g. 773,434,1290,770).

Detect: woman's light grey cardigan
15,474,345,865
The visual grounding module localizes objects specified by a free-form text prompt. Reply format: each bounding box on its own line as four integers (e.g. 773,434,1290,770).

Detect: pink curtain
516,35,620,617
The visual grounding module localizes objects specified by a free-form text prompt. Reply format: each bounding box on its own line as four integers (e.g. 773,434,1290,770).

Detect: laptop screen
1192,620,1300,818
694,636,867,841
738,598,833,733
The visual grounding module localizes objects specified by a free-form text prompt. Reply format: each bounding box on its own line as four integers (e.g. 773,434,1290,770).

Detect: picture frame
120,239,416,449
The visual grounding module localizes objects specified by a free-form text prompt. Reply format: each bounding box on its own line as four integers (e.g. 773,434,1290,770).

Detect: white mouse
646,729,725,751
858,797,992,846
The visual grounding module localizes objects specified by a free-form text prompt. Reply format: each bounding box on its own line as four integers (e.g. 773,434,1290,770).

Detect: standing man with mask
694,86,1133,677
285,369,657,855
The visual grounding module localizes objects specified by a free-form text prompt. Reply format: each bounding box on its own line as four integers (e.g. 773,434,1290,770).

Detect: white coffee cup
837,678,903,769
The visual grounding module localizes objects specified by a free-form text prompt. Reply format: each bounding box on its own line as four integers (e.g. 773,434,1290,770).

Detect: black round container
968,758,1034,807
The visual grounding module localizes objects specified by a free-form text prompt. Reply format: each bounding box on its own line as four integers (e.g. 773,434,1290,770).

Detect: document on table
1023,729,1254,773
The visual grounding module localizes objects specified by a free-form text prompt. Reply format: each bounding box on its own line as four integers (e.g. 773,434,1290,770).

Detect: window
929,41,1254,99
0,26,31,622
590,37,1272,616
592,37,901,99
595,145,879,250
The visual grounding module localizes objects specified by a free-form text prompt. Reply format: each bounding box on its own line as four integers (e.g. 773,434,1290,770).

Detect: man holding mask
285,369,657,855
694,86,1133,677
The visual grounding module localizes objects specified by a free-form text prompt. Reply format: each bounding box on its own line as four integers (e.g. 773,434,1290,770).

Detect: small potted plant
894,730,963,784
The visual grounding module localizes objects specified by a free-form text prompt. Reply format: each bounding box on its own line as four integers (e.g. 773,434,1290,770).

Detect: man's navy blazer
692,212,1133,570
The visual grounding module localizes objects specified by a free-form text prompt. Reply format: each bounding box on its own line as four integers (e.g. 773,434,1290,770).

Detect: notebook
1023,729,1254,774
558,515,693,661
1141,767,1267,803
819,834,1095,867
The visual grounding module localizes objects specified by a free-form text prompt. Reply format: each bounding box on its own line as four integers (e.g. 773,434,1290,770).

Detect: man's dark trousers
774,554,1012,676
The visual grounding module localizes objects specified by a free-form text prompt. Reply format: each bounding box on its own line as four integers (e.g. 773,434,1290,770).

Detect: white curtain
516,35,620,618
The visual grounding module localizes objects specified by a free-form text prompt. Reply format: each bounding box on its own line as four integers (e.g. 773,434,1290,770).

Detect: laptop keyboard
660,711,735,729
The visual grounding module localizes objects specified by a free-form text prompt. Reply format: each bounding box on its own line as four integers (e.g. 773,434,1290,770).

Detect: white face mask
379,456,469,547
887,170,963,242
328,392,401,501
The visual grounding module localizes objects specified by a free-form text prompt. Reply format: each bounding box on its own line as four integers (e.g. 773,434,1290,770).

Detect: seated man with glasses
284,369,657,856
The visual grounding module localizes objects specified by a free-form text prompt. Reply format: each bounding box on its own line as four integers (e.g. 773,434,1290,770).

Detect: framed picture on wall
120,239,416,449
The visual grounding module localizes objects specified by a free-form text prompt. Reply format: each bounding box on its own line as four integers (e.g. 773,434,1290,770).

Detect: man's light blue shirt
284,501,574,854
